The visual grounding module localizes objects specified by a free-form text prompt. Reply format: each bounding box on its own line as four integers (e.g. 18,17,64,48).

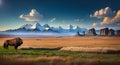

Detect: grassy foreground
0,46,120,65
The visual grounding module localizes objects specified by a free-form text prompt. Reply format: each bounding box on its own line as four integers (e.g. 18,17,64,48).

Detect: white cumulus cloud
90,7,115,18
50,18,56,22
101,10,120,25
92,22,97,27
19,9,43,22
111,10,120,23
91,7,120,26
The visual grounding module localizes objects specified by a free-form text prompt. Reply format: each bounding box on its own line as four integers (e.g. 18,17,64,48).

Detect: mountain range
3,22,88,33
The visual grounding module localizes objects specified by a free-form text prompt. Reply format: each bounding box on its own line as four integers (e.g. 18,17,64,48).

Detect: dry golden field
0,36,120,49
0,36,120,65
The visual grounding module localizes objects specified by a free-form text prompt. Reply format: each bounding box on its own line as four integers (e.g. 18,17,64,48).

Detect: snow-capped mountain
3,22,88,33
20,24,32,30
43,24,50,28
42,24,51,31
29,23,52,31
68,24,73,29
68,24,74,32
75,26,81,32
74,26,88,33
30,22,43,31
30,23,38,30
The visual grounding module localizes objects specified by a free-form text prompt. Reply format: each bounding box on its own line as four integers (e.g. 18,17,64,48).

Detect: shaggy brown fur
3,37,23,49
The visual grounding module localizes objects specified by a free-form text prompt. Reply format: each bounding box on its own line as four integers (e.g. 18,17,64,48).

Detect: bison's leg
6,44,8,49
14,45,18,50
3,43,8,49
3,43,6,48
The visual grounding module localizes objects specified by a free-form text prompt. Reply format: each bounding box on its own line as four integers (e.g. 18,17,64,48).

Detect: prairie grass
60,47,120,54
0,37,120,49
0,55,120,65
0,46,120,65
0,37,120,65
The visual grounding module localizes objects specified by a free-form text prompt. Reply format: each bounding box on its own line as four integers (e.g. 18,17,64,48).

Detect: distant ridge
1,22,119,37
3,22,88,33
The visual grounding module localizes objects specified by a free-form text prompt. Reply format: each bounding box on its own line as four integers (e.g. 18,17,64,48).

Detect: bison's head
16,37,23,46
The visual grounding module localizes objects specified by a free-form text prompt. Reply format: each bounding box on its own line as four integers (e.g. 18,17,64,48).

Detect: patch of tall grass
0,46,120,63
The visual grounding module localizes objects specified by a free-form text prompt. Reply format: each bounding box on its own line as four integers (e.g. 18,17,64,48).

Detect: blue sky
0,0,120,31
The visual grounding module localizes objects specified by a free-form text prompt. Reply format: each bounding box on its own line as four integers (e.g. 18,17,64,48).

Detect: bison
3,37,23,49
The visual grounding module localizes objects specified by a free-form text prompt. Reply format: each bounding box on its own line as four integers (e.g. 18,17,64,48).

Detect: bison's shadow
20,47,62,50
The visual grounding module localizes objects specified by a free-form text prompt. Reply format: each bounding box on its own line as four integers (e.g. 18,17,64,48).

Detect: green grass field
0,46,120,65
0,46,120,58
